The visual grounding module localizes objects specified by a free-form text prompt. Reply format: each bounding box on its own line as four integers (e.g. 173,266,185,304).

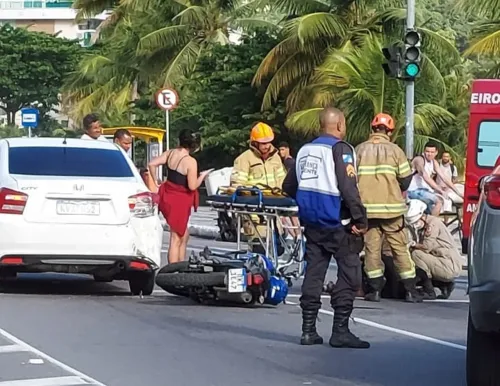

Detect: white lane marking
285,294,469,303
28,358,44,365
0,328,106,385
285,300,466,351
0,376,89,385
0,344,28,353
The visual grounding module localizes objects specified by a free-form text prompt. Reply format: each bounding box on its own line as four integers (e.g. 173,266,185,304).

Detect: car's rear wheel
129,272,155,296
467,311,500,385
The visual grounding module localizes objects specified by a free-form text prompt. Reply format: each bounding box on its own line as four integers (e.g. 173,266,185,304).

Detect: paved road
0,233,468,386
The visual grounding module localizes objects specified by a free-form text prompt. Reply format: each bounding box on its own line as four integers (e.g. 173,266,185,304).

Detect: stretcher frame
206,188,306,282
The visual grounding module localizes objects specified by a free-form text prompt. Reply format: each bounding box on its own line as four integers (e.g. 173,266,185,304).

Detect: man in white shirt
80,114,108,142
437,152,458,187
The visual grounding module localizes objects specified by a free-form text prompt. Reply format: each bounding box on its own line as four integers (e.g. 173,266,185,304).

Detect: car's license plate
227,268,246,293
56,200,100,216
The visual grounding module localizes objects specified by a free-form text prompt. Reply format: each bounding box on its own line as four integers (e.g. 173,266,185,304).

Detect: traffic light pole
405,0,416,159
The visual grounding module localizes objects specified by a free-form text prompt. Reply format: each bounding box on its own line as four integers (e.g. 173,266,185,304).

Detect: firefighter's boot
401,277,423,303
329,307,370,349
364,276,386,302
434,280,455,299
300,309,323,345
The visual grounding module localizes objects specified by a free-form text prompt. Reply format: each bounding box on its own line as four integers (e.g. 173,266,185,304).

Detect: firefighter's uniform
230,123,286,250
355,113,420,302
411,215,462,282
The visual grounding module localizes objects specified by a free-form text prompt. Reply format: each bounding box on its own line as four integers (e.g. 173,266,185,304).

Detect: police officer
355,113,420,303
283,107,370,349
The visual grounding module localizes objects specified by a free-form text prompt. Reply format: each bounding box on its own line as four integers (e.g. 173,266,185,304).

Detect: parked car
467,155,500,385
0,137,163,295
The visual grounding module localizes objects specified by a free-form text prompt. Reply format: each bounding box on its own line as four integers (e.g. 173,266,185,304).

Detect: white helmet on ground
406,199,427,225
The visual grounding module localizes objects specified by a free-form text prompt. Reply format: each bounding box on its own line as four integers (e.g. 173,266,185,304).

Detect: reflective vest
295,135,355,228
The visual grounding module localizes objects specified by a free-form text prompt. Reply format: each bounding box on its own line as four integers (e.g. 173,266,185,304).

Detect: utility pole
405,0,416,159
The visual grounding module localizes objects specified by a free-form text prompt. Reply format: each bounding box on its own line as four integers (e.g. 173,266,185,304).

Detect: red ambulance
463,79,500,253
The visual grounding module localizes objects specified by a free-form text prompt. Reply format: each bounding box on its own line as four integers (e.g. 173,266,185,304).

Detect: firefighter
230,122,286,252
283,107,370,349
406,199,462,300
355,113,422,303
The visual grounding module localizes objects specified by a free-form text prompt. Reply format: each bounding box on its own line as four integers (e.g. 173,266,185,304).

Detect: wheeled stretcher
206,186,305,284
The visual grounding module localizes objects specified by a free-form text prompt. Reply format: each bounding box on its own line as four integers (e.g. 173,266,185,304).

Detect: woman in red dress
148,130,211,264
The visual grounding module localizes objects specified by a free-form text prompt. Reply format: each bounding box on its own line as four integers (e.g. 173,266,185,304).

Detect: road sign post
21,107,39,138
155,88,179,181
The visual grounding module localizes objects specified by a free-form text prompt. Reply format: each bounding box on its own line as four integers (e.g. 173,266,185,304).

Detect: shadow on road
0,273,129,296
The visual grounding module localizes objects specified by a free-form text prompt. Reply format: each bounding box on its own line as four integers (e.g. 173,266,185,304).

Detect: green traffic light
405,63,420,77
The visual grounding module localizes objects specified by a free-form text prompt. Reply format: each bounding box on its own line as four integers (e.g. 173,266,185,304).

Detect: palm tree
285,34,457,151
135,0,278,88
63,2,178,122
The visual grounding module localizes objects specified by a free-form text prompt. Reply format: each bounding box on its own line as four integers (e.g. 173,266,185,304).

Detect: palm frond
161,39,203,87
282,12,348,46
419,27,460,62
464,22,500,56
137,25,191,54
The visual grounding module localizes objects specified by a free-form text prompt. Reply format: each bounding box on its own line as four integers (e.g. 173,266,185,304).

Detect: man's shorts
407,188,440,213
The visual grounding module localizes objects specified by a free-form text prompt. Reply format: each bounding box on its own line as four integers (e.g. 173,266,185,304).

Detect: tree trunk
6,110,16,125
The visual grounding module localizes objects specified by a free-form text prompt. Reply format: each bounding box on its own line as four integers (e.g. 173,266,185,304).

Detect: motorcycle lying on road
155,247,289,306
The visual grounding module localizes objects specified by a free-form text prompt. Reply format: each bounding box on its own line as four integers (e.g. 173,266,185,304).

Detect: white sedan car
0,137,163,295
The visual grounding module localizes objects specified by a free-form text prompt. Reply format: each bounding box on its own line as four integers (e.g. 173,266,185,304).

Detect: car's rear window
8,146,134,177
477,121,500,167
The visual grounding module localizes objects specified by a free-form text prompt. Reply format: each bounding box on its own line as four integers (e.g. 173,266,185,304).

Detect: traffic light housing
402,29,422,80
381,44,403,79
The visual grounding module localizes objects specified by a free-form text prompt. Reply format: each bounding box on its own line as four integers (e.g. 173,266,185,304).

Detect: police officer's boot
300,309,323,345
364,277,386,302
329,307,370,349
401,277,423,303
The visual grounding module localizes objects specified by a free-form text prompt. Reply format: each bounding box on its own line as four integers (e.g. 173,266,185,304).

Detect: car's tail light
484,176,500,209
0,188,28,215
128,192,154,218
129,261,150,270
0,256,23,265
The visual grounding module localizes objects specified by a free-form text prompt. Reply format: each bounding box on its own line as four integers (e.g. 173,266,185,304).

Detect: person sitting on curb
405,199,463,299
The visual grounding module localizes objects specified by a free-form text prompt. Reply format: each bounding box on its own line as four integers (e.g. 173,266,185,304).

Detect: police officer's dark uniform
283,108,369,349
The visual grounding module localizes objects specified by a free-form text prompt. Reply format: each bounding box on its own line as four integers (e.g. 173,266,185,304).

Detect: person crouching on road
230,122,286,254
406,199,462,300
283,107,370,349
148,129,212,264
355,113,422,303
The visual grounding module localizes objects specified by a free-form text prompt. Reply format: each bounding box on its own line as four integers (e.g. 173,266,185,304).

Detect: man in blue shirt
283,107,369,349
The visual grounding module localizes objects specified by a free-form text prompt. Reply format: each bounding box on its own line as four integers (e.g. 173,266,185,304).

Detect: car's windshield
8,146,134,178
477,121,500,168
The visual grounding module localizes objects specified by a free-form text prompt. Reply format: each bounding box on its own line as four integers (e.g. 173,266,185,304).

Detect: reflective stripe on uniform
398,161,411,175
358,164,397,176
365,268,385,279
364,203,407,214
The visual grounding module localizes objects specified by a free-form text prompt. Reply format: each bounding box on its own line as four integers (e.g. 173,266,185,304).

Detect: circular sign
155,88,179,111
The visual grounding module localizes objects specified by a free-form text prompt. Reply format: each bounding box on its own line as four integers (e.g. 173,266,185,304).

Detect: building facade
0,0,108,46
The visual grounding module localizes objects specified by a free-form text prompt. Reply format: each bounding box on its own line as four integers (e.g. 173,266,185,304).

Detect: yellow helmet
250,122,274,143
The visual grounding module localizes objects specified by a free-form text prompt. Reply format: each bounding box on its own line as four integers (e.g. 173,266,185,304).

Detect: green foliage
0,24,82,125
131,32,297,169
63,0,497,169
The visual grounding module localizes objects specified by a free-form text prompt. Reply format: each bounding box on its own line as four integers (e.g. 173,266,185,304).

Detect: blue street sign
21,107,39,128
